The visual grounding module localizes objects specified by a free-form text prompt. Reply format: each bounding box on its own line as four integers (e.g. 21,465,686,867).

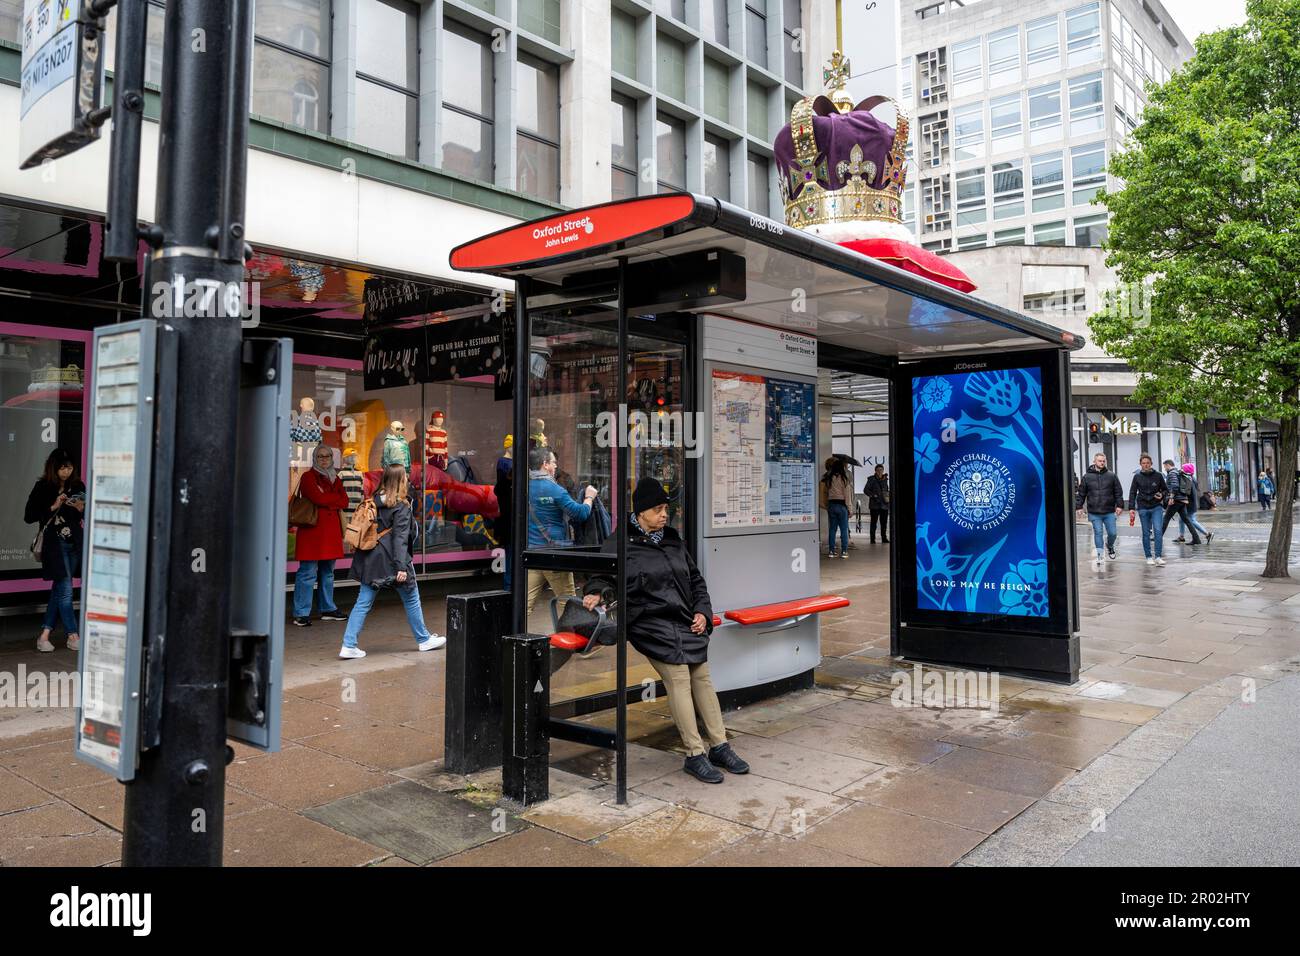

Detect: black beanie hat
632,477,669,514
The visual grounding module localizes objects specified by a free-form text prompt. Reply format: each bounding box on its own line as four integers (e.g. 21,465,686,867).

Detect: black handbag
550,596,617,651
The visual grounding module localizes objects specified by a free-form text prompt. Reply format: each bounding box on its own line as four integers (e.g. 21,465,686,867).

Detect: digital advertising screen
908,362,1052,621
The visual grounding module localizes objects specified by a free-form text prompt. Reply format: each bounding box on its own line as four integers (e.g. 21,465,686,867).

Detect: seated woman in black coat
583,477,748,784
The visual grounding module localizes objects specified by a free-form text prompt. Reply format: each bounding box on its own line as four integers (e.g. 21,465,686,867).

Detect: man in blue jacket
526,446,597,616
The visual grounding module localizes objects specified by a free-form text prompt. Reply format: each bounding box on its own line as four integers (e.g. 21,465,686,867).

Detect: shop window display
287,358,510,570
1,328,89,586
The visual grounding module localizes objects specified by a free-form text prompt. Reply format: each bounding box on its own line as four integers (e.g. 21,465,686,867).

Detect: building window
702,0,729,46
994,226,1025,245
747,152,770,215
1033,219,1067,245
903,185,917,234
1026,14,1060,77
783,0,803,85
917,3,944,20
953,103,984,161
1065,1,1102,66
955,167,986,226
518,0,561,44
989,92,1022,152
441,21,494,184
658,33,687,103
951,37,982,98
900,56,915,109
1073,212,1108,246
352,0,419,159
747,82,768,139
656,113,687,191
922,175,952,232
992,159,1024,218
746,1,768,69
918,47,948,105
986,26,1020,88
1028,81,1062,146
704,134,731,201
1068,71,1104,136
611,94,639,200
1031,152,1064,212
957,233,988,249
251,0,332,134
704,58,730,122
655,0,686,20
612,8,638,78
1023,264,1087,312
516,54,560,202
1071,142,1106,204
920,111,950,167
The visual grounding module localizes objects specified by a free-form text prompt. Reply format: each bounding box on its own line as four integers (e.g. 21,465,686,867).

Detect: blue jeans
827,501,850,553
1087,512,1117,552
293,559,338,618
1137,506,1164,558
343,581,433,648
1184,511,1209,537
42,541,79,635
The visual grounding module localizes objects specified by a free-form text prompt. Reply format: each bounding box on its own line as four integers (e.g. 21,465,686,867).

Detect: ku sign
18,0,104,169
1101,415,1142,435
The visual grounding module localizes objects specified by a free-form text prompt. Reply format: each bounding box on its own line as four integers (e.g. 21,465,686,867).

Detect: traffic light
1088,420,1100,441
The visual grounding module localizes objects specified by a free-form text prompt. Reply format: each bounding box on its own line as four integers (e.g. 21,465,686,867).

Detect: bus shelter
449,191,1084,805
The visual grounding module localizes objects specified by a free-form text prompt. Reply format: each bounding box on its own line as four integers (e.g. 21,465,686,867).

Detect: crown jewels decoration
959,472,996,510
774,43,910,233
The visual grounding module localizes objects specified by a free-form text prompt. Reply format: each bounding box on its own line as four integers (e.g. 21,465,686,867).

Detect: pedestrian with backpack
1181,463,1213,545
1075,452,1126,566
338,463,445,659
1257,470,1274,511
1161,459,1201,546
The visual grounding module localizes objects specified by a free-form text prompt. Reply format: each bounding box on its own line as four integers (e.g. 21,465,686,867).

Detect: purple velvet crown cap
773,96,897,193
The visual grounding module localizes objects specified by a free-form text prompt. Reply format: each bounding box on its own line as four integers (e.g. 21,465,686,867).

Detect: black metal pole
512,278,530,636
121,0,253,867
615,260,628,805
103,0,147,263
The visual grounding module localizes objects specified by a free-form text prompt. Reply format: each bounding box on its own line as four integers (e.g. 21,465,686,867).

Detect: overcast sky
1160,0,1249,40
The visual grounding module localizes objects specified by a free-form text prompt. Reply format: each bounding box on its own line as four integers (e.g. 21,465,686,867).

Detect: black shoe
293,617,312,627
881,536,890,543
708,742,750,774
1205,531,1214,543
1174,537,1186,543
1190,538,1202,546
684,753,724,784
319,611,347,622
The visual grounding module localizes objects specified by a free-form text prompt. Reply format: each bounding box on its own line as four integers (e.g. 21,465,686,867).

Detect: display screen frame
892,348,1074,637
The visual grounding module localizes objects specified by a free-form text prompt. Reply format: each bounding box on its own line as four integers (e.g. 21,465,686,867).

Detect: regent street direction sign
19,0,105,169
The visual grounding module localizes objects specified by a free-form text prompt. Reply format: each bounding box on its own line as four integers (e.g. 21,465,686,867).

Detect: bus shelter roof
449,193,1085,360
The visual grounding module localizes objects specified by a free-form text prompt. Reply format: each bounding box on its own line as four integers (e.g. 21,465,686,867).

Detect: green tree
1089,0,1300,577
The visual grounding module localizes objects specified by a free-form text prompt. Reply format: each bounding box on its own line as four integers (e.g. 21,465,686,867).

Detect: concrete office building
877,0,1213,486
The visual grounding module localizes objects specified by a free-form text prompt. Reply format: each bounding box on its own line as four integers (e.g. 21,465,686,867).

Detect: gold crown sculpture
775,48,910,231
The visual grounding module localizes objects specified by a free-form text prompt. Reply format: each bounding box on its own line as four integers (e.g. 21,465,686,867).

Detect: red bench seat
723,594,850,627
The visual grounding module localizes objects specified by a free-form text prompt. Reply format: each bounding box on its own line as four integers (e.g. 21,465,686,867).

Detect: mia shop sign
1101,415,1142,435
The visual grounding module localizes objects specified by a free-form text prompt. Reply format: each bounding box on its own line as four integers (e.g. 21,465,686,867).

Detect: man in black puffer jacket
1075,452,1126,565
1127,453,1167,566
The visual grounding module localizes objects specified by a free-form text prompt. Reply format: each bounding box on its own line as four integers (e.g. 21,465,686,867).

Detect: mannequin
425,409,449,471
382,420,411,470
529,417,547,449
338,448,365,551
291,396,322,460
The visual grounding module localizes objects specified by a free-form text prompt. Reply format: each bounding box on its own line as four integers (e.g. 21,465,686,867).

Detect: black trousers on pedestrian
1161,503,1200,543
870,509,889,541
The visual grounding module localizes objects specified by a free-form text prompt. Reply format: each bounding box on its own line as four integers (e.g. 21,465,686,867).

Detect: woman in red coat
292,445,350,626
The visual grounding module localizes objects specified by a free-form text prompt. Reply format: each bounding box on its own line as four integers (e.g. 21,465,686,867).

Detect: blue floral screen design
912,366,1048,618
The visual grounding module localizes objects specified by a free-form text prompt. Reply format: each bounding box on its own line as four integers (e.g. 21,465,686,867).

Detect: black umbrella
832,453,859,468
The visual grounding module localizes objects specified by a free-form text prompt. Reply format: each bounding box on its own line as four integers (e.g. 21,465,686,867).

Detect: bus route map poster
911,365,1049,618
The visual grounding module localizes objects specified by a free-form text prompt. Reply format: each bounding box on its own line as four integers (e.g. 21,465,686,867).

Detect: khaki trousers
649,658,728,757
526,569,576,618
